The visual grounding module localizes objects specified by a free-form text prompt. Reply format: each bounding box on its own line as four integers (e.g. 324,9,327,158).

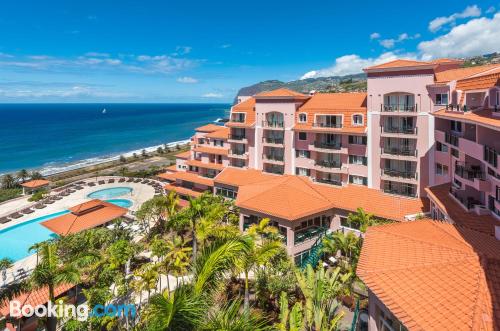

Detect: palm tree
30,242,80,331
1,174,16,189
133,264,159,304
30,171,43,180
16,169,29,183
201,299,271,331
323,231,361,266
347,207,376,232
164,236,191,283
136,195,177,235
247,218,279,240
241,234,282,311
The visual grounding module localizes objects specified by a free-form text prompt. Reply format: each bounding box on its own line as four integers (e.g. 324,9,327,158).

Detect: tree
30,171,43,180
247,218,279,240
133,264,159,304
119,155,127,163
119,166,129,177
30,243,80,331
133,152,139,159
347,207,379,232
136,194,178,235
1,174,16,189
164,235,191,282
16,169,29,183
201,299,271,331
142,149,148,158
157,146,164,154
322,231,362,267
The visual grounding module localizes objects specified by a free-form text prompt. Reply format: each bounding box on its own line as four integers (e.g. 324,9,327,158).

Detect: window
451,148,459,158
352,114,363,126
216,187,237,199
348,135,367,145
436,141,448,153
295,167,310,176
298,113,307,123
450,120,462,133
349,175,367,186
213,139,223,147
435,93,449,105
496,90,499,106
348,155,367,165
296,150,311,158
436,163,449,175
298,132,307,141
232,113,245,123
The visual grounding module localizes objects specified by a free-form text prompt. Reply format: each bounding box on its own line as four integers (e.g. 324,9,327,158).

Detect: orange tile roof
165,164,178,172
357,220,500,330
228,98,256,127
255,88,306,97
456,72,500,91
193,145,229,156
0,283,74,318
195,124,224,133
157,172,177,181
185,159,225,171
41,199,127,235
237,176,333,220
20,179,50,188
433,108,500,130
164,183,204,198
214,167,278,187
431,58,463,64
205,126,230,139
425,183,499,236
175,150,191,159
364,59,433,71
294,92,367,134
435,64,500,83
164,170,214,187
219,168,427,221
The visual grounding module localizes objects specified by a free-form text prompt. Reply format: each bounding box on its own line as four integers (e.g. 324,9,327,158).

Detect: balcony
449,187,482,210
381,104,418,113
445,132,460,147
230,114,246,123
484,145,499,168
315,160,342,168
381,168,418,181
314,177,342,186
312,122,342,129
228,134,247,143
383,183,417,198
263,154,285,165
262,137,284,146
262,121,284,129
381,146,418,158
314,141,342,150
228,149,248,159
294,226,328,245
381,126,417,135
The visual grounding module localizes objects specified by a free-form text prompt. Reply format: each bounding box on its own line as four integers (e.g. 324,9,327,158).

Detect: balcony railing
382,168,418,180
454,163,485,181
313,141,342,150
449,187,482,210
263,137,284,144
383,186,417,198
381,104,417,112
228,134,246,141
315,178,342,186
262,121,284,128
315,160,342,168
382,147,417,157
382,126,417,134
484,145,498,167
445,132,460,147
264,154,284,162
294,226,328,245
229,149,246,156
312,122,342,128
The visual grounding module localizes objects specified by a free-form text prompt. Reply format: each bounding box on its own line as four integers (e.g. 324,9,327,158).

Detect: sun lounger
98,180,105,185
24,209,35,214
53,196,63,200
108,179,115,183
10,213,22,219
45,200,55,204
119,178,126,183
127,178,134,182
134,179,141,183
0,217,10,224
88,182,96,187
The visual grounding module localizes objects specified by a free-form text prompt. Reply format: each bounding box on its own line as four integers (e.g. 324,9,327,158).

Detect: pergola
20,179,50,195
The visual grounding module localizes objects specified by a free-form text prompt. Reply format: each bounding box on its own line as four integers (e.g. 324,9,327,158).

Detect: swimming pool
106,199,133,208
0,199,132,262
0,210,69,262
88,187,133,199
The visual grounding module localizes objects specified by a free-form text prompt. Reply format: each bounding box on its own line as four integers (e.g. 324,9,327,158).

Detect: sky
0,0,499,103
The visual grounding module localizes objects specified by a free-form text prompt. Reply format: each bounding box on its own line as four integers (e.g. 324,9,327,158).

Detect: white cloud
300,52,415,79
419,12,500,59
0,52,13,58
220,44,232,49
173,46,192,56
0,84,131,99
379,33,418,49
177,76,198,84
428,5,481,32
85,52,109,57
486,6,496,14
202,92,223,98
370,32,381,40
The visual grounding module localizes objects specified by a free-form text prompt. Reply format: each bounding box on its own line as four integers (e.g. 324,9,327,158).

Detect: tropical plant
136,194,179,235
30,242,80,331
247,217,279,240
201,299,272,331
132,264,159,304
322,231,362,267
16,169,29,183
346,207,390,232
30,171,43,180
1,174,16,189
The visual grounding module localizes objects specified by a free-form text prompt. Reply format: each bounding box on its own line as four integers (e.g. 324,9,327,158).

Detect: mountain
235,52,500,103
235,73,367,102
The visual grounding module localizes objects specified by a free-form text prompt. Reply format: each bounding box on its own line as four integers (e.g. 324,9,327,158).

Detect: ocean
0,103,230,175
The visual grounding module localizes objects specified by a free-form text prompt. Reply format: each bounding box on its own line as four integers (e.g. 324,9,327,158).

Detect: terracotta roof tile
41,200,127,235
195,124,224,133
205,127,230,139
175,150,191,159
435,64,500,83
20,179,50,188
164,164,178,172
214,167,278,187
364,59,433,71
164,183,206,198
433,108,500,130
161,171,214,187
228,98,256,127
456,72,500,91
357,220,500,330
255,88,306,97
425,183,499,236
0,284,74,318
193,145,229,156
185,159,225,171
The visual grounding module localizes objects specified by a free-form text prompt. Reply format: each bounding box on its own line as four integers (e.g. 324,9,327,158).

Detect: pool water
0,210,69,262
106,199,133,208
88,187,133,199
0,199,132,262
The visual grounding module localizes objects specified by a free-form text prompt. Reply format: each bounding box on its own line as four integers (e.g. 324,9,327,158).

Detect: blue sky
0,0,499,102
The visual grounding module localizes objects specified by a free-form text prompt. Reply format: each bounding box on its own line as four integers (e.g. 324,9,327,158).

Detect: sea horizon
0,103,230,176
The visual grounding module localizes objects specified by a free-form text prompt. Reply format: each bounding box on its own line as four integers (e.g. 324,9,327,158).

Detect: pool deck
0,176,158,285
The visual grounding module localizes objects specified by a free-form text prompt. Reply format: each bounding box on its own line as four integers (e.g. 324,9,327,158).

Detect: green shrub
0,188,22,203
28,189,48,202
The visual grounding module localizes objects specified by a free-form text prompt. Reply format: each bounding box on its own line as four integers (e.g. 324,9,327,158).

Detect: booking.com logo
10,299,136,321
